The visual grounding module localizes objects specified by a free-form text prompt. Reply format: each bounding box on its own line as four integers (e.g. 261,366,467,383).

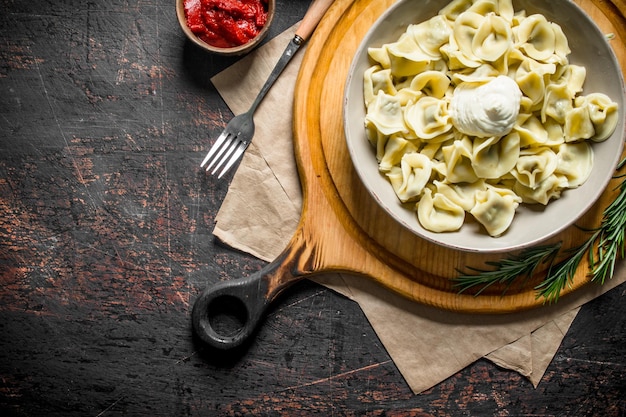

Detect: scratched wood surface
0,0,624,416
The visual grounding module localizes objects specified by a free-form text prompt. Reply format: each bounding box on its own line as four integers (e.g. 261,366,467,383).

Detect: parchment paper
210,26,626,394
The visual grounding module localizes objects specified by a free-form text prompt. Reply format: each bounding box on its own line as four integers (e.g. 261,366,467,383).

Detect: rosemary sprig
589,171,626,284
455,244,561,296
455,158,626,302
533,236,595,303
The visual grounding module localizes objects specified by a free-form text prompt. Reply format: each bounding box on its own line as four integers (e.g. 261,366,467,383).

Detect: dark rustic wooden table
1,0,625,416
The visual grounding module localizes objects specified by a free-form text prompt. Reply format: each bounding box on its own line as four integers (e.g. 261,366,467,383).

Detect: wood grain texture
0,0,624,416
290,0,626,312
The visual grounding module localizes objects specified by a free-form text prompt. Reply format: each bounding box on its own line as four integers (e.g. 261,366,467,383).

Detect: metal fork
200,0,335,178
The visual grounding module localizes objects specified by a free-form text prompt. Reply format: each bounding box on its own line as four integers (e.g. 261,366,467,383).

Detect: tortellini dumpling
387,152,433,202
563,106,595,142
385,33,436,77
405,96,453,139
365,91,408,136
434,179,486,211
515,14,570,64
377,135,418,172
470,187,521,236
418,188,466,232
407,15,452,58
511,148,558,189
515,115,565,147
514,58,556,105
410,70,451,99
364,66,396,108
554,64,586,98
363,0,620,237
555,142,594,188
442,137,479,183
471,13,512,62
513,173,567,205
576,93,620,142
472,133,520,179
453,11,483,62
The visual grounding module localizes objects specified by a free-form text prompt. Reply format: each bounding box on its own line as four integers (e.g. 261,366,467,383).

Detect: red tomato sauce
184,0,269,48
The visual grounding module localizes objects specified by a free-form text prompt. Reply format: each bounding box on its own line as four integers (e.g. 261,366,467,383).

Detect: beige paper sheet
210,26,626,394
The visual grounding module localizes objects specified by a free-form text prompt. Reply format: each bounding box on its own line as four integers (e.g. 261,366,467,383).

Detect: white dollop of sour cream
450,75,522,138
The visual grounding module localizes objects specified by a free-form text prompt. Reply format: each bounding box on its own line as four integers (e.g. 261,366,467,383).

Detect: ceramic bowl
176,0,275,56
343,0,625,253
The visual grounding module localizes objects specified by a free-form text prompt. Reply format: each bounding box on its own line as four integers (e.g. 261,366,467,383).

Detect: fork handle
192,230,313,350
295,0,335,41
248,0,335,115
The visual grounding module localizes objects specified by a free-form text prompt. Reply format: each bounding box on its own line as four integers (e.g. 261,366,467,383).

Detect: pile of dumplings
363,0,619,237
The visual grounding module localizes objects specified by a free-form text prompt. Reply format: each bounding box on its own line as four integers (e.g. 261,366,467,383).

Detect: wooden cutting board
193,0,626,349
289,0,626,312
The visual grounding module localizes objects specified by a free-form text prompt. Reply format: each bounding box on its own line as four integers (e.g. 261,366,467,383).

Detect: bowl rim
176,0,276,56
343,0,626,253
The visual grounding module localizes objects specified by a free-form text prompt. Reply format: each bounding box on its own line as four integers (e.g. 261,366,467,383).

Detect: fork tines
200,132,247,179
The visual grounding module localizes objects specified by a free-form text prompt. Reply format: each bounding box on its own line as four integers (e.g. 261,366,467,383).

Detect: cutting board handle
192,230,313,349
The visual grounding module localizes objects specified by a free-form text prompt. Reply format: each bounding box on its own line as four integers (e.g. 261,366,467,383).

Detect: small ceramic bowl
176,0,275,56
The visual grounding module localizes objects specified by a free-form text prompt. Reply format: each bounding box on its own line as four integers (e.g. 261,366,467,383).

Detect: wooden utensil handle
295,0,335,41
192,230,314,349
